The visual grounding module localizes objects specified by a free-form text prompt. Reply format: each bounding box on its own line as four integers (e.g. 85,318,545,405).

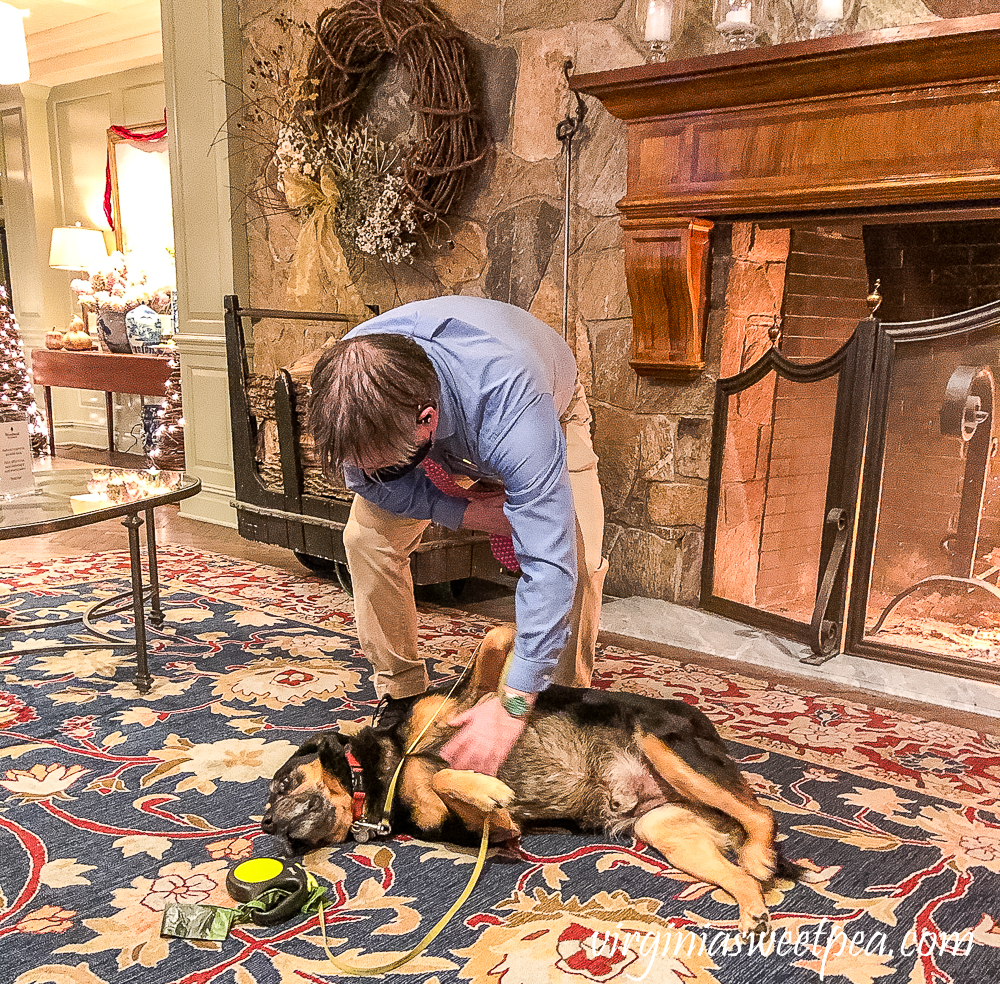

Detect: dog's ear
371,695,412,735
291,732,341,760
294,732,353,793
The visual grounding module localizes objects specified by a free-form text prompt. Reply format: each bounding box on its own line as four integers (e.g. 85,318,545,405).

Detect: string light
0,286,47,451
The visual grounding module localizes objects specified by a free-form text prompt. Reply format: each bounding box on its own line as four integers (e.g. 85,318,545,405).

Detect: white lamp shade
0,3,29,86
49,225,108,271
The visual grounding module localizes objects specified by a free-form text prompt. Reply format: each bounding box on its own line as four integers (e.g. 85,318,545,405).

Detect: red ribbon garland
104,121,168,232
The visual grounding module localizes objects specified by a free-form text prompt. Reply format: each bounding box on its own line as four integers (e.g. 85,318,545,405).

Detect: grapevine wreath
306,0,489,224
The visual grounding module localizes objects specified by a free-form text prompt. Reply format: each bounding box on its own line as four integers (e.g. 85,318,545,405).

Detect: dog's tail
773,850,824,884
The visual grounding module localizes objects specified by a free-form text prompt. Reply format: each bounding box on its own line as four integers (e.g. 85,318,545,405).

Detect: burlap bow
283,165,368,317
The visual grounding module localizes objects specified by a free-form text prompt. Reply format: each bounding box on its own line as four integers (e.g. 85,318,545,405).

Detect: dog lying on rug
261,624,805,934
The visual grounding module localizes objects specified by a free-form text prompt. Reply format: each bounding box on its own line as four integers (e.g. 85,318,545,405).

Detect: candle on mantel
644,0,673,41
816,0,843,19
725,2,752,23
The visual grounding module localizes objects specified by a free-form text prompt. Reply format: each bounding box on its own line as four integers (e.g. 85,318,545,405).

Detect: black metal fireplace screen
702,298,1000,684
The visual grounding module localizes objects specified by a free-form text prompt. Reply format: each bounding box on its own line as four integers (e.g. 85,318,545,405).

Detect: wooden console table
30,348,173,455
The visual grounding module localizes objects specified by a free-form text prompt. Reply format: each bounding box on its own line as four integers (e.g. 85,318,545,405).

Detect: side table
30,349,173,455
0,469,201,692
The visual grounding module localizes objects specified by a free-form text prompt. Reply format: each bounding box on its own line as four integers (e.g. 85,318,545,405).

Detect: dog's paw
466,773,515,812
738,908,771,940
433,769,515,813
740,842,777,882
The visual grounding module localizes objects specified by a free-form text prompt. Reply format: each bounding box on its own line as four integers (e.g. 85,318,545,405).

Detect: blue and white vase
125,305,164,353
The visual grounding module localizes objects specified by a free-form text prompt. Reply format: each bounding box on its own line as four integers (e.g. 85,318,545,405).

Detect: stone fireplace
572,16,1000,682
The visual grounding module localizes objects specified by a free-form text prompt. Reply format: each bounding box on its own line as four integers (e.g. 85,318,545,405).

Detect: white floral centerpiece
71,252,173,353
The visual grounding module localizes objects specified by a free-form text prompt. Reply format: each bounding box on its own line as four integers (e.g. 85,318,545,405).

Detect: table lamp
48,223,108,272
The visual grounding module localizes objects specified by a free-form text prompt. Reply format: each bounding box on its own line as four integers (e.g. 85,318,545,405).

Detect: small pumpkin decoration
63,323,93,350
45,330,65,350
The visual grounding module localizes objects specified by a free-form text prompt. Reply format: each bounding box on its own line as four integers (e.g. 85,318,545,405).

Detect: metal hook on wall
556,59,588,343
746,312,783,348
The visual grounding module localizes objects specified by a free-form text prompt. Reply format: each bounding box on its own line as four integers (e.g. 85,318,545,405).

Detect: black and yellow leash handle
227,857,324,927
225,825,492,975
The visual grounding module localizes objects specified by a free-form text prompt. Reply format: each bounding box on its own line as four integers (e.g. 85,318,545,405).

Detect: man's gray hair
308,333,440,481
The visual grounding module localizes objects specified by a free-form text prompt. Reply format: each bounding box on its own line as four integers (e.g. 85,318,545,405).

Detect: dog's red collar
345,747,366,821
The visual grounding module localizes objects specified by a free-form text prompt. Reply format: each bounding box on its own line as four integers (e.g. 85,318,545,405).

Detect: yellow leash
357,645,482,838
317,816,491,976
318,646,493,975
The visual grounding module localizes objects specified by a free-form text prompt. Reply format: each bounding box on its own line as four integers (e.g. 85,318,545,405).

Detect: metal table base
2,508,163,693
1,470,201,694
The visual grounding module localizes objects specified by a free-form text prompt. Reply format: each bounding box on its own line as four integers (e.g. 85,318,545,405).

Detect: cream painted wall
0,84,62,342
161,0,245,526
1,3,244,528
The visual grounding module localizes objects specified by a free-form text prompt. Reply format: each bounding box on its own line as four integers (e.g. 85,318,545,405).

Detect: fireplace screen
703,298,1000,684
707,360,841,624
853,307,1000,671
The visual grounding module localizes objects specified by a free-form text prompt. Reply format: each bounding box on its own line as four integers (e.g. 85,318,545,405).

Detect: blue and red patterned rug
2,547,1000,982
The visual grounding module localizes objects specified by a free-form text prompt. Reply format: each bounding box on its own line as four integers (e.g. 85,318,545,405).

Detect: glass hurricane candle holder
637,0,686,62
811,0,844,37
713,0,768,50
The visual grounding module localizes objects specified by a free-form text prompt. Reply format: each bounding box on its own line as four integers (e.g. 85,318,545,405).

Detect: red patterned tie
421,459,520,572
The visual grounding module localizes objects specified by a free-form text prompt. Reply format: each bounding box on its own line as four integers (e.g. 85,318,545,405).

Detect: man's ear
418,406,436,427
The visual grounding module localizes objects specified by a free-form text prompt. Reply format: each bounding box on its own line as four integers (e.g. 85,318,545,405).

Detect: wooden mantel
570,15,1000,377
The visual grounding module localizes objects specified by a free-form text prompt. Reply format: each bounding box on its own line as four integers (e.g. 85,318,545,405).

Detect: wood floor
10,447,1000,734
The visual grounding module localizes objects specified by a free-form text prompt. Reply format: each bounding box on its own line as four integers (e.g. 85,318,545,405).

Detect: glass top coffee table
1,468,201,692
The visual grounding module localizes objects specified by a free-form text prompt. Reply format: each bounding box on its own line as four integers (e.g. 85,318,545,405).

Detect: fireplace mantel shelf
570,15,1000,377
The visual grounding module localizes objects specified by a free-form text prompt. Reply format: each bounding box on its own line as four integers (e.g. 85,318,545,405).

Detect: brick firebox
709,216,1000,680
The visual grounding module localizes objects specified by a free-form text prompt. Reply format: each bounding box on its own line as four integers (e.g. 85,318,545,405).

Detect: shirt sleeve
344,466,469,532
481,391,578,694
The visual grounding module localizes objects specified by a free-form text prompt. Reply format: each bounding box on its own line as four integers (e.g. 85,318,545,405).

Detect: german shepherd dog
261,625,805,934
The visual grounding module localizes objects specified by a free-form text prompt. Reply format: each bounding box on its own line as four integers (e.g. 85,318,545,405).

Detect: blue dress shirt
343,296,580,693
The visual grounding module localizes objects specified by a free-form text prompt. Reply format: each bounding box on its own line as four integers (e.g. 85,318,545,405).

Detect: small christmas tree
149,345,185,470
0,286,48,454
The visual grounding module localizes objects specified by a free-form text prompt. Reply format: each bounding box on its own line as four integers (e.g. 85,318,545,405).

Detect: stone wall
236,0,974,605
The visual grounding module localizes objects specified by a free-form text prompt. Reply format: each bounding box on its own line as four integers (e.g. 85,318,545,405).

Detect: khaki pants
343,379,607,698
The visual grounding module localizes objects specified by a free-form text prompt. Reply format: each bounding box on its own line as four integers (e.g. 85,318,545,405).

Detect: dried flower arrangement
275,122,419,265
70,251,173,317
236,0,487,268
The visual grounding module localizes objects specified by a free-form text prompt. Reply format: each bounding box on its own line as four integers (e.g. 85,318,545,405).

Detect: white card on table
0,417,35,496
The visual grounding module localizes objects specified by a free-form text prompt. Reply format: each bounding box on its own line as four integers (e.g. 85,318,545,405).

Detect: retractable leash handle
160,857,322,941
227,858,316,926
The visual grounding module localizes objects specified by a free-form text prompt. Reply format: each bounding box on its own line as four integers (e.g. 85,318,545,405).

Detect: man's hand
459,494,512,537
440,696,526,776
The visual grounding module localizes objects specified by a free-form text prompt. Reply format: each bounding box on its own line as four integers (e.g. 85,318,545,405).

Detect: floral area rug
2,546,1000,983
